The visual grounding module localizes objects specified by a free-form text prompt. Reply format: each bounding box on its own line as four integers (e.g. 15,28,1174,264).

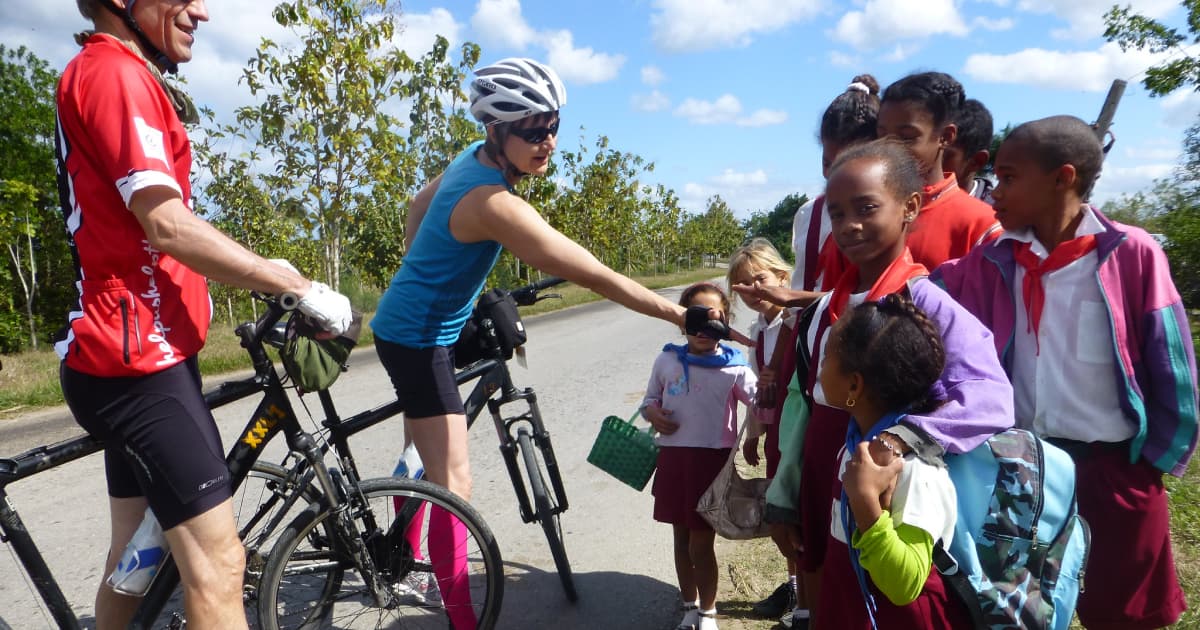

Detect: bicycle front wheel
257,477,504,630
235,462,321,604
516,429,577,602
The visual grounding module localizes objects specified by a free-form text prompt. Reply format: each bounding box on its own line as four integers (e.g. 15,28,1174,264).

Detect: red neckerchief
826,249,929,322
1013,235,1098,353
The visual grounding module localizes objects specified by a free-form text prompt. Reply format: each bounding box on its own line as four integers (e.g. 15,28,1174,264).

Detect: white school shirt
1001,206,1135,442
809,291,868,407
791,197,832,291
829,447,957,546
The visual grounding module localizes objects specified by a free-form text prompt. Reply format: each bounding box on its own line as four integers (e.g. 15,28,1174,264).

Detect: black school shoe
752,581,794,618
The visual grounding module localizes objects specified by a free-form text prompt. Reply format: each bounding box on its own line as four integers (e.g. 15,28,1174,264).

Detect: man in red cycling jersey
57,1,353,627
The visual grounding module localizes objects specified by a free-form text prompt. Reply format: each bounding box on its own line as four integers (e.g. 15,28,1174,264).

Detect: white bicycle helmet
470,58,567,125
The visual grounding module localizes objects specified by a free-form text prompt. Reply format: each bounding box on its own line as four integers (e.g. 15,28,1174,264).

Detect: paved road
0,283,754,629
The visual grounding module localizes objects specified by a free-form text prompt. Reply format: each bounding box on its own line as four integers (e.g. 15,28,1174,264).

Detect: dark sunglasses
512,119,560,144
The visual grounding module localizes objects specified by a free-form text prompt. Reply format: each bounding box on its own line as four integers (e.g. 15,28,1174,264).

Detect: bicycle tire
516,429,577,602
257,477,504,630
236,462,321,602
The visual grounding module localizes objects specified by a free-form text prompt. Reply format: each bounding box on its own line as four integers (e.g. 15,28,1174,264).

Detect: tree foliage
0,45,70,352
742,193,809,262
1103,2,1200,306
1105,1,1200,97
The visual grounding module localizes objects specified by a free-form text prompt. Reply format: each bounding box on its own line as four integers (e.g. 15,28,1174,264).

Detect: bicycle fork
488,388,570,523
292,433,392,607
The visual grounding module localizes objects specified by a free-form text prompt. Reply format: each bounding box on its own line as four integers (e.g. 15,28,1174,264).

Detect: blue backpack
936,429,1091,630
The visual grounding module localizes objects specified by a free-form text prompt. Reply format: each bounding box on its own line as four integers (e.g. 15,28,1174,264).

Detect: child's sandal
676,603,700,630
697,609,719,630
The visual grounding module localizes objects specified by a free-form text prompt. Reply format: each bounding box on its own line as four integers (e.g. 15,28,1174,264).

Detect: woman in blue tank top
371,58,702,519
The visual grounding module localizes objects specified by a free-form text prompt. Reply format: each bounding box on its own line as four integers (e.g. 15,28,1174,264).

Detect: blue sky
4,0,1198,218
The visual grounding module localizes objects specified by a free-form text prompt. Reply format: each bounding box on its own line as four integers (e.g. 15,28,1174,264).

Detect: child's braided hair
831,292,946,414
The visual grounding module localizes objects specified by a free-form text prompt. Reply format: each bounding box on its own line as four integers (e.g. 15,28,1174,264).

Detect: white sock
698,608,719,630
792,607,810,619
788,574,798,597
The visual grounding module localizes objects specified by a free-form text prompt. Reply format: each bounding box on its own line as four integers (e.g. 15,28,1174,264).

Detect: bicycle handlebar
509,276,567,307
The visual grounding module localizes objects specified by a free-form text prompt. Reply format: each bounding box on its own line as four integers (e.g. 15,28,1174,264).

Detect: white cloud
470,0,537,50
1122,144,1180,162
829,51,861,68
394,9,462,59
675,95,744,124
1091,161,1176,204
882,43,923,62
632,90,671,112
1160,90,1200,128
963,42,1171,92
833,0,968,51
673,94,789,127
641,65,666,86
737,109,789,127
972,16,1015,32
712,169,769,187
541,30,625,85
1010,0,1178,40
650,0,823,52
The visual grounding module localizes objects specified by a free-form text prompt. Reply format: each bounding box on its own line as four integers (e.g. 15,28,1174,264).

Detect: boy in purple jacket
934,115,1197,629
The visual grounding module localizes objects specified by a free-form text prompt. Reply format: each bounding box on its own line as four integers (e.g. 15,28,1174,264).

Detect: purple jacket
933,209,1198,477
804,278,1015,456
895,279,1016,454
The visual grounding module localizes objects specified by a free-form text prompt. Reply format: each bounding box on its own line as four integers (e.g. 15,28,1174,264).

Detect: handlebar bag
280,312,360,392
476,288,527,358
452,288,527,369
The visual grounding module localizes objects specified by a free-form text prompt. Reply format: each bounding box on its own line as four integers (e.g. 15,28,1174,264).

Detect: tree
742,193,809,262
0,45,64,351
1105,1,1200,97
233,0,420,291
1104,2,1200,306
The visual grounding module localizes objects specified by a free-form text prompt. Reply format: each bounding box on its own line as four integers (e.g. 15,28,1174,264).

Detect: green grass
0,267,724,420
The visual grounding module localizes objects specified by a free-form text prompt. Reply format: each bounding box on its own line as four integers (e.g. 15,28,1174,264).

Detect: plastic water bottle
393,443,424,480
107,509,170,596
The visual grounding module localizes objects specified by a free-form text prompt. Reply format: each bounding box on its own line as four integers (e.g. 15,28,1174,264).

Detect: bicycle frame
309,334,570,535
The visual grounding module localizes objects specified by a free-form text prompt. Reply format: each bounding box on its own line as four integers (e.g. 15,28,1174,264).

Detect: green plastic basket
587,412,659,491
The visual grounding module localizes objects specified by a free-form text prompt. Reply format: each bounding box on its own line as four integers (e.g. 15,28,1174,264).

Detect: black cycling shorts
374,338,465,418
60,356,231,530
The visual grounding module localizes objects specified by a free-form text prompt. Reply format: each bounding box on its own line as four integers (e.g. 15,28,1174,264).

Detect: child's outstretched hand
643,405,680,435
843,440,903,532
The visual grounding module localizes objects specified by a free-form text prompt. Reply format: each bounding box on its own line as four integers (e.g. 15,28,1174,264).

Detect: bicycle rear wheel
257,477,504,629
516,428,577,602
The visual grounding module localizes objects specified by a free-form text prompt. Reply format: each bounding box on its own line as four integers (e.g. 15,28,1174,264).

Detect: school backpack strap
933,542,987,629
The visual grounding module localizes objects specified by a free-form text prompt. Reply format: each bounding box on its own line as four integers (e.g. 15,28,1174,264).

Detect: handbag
696,421,772,539
587,411,659,491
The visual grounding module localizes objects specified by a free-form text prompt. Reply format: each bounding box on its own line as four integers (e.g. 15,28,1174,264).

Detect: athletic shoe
752,581,793,618
393,571,442,606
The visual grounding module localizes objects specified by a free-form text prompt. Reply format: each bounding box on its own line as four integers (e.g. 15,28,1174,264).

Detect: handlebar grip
509,276,567,306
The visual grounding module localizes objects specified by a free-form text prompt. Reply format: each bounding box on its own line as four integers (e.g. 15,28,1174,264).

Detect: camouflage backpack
936,428,1091,630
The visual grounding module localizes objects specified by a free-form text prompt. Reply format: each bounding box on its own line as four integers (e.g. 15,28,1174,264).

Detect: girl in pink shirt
642,283,758,630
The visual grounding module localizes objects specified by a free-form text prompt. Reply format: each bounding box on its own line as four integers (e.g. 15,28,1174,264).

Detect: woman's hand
643,405,680,435
843,440,903,531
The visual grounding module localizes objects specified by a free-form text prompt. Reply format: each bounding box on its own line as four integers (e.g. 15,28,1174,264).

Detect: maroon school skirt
764,419,781,479
652,446,731,531
799,404,850,572
816,535,972,629
1064,442,1187,629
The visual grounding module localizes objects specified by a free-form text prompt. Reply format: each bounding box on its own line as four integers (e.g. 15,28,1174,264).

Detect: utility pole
1095,79,1127,156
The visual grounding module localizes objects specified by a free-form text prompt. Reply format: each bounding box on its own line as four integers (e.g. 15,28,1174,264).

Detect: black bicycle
253,275,579,622
0,293,503,629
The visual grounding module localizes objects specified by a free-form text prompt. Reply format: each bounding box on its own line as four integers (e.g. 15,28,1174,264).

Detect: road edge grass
0,267,725,418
